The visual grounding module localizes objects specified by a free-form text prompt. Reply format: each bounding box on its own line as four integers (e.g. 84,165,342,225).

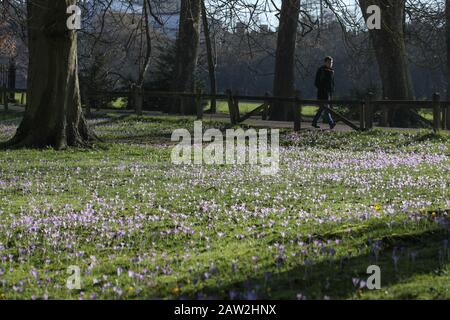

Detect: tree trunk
201,0,217,114
359,0,420,127
270,0,301,121
446,0,450,101
134,0,152,115
4,0,92,149
170,0,202,115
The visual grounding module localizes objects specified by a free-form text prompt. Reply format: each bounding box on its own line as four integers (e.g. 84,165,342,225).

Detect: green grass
208,100,436,122
418,109,433,121
110,97,127,109
208,100,319,118
13,93,27,105
0,110,24,121
0,114,448,300
87,97,434,122
8,93,435,122
104,98,320,117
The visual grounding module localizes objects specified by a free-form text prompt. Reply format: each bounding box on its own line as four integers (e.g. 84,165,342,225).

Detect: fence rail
2,88,450,132
89,89,449,132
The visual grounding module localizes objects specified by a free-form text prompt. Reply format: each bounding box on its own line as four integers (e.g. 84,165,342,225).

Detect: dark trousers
313,92,334,125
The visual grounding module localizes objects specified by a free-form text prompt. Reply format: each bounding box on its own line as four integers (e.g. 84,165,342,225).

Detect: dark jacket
315,66,335,98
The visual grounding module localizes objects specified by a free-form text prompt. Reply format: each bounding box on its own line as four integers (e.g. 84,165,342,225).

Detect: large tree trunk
446,0,450,101
4,0,92,149
170,0,202,115
270,0,301,121
445,0,450,130
359,0,421,127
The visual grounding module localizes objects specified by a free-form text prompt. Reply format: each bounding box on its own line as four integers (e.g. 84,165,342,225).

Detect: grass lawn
5,94,435,122
110,97,127,109
108,98,320,117
0,114,448,300
0,110,24,121
210,100,434,121
97,99,259,114
84,97,434,122
13,93,26,105
209,100,319,118
418,109,433,121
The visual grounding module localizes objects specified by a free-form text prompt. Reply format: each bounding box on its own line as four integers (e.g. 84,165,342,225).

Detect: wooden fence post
233,90,240,123
365,93,374,130
196,89,203,120
293,90,301,132
226,89,237,125
2,87,8,111
8,62,16,101
442,102,447,130
441,100,448,130
379,97,389,127
360,100,366,131
433,93,441,132
262,92,270,120
446,101,450,130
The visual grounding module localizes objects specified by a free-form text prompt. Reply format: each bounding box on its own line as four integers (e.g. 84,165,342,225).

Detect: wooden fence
2,88,450,132
0,62,16,91
88,89,450,132
0,87,25,112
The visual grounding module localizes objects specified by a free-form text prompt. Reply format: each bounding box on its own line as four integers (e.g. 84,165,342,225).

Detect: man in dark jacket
312,56,336,129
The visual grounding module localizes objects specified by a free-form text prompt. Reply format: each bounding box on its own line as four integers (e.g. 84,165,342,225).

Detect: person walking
312,56,336,130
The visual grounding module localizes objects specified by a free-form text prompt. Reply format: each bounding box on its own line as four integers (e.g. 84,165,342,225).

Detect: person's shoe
329,123,337,130
312,123,320,129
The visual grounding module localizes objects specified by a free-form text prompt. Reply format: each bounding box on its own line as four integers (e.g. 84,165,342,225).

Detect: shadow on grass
91,114,243,145
199,227,449,300
86,114,131,126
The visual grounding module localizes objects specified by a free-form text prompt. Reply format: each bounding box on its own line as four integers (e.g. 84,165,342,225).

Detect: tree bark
4,0,92,149
359,0,421,127
134,0,152,115
270,0,301,121
201,0,217,114
170,0,202,115
446,0,450,101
